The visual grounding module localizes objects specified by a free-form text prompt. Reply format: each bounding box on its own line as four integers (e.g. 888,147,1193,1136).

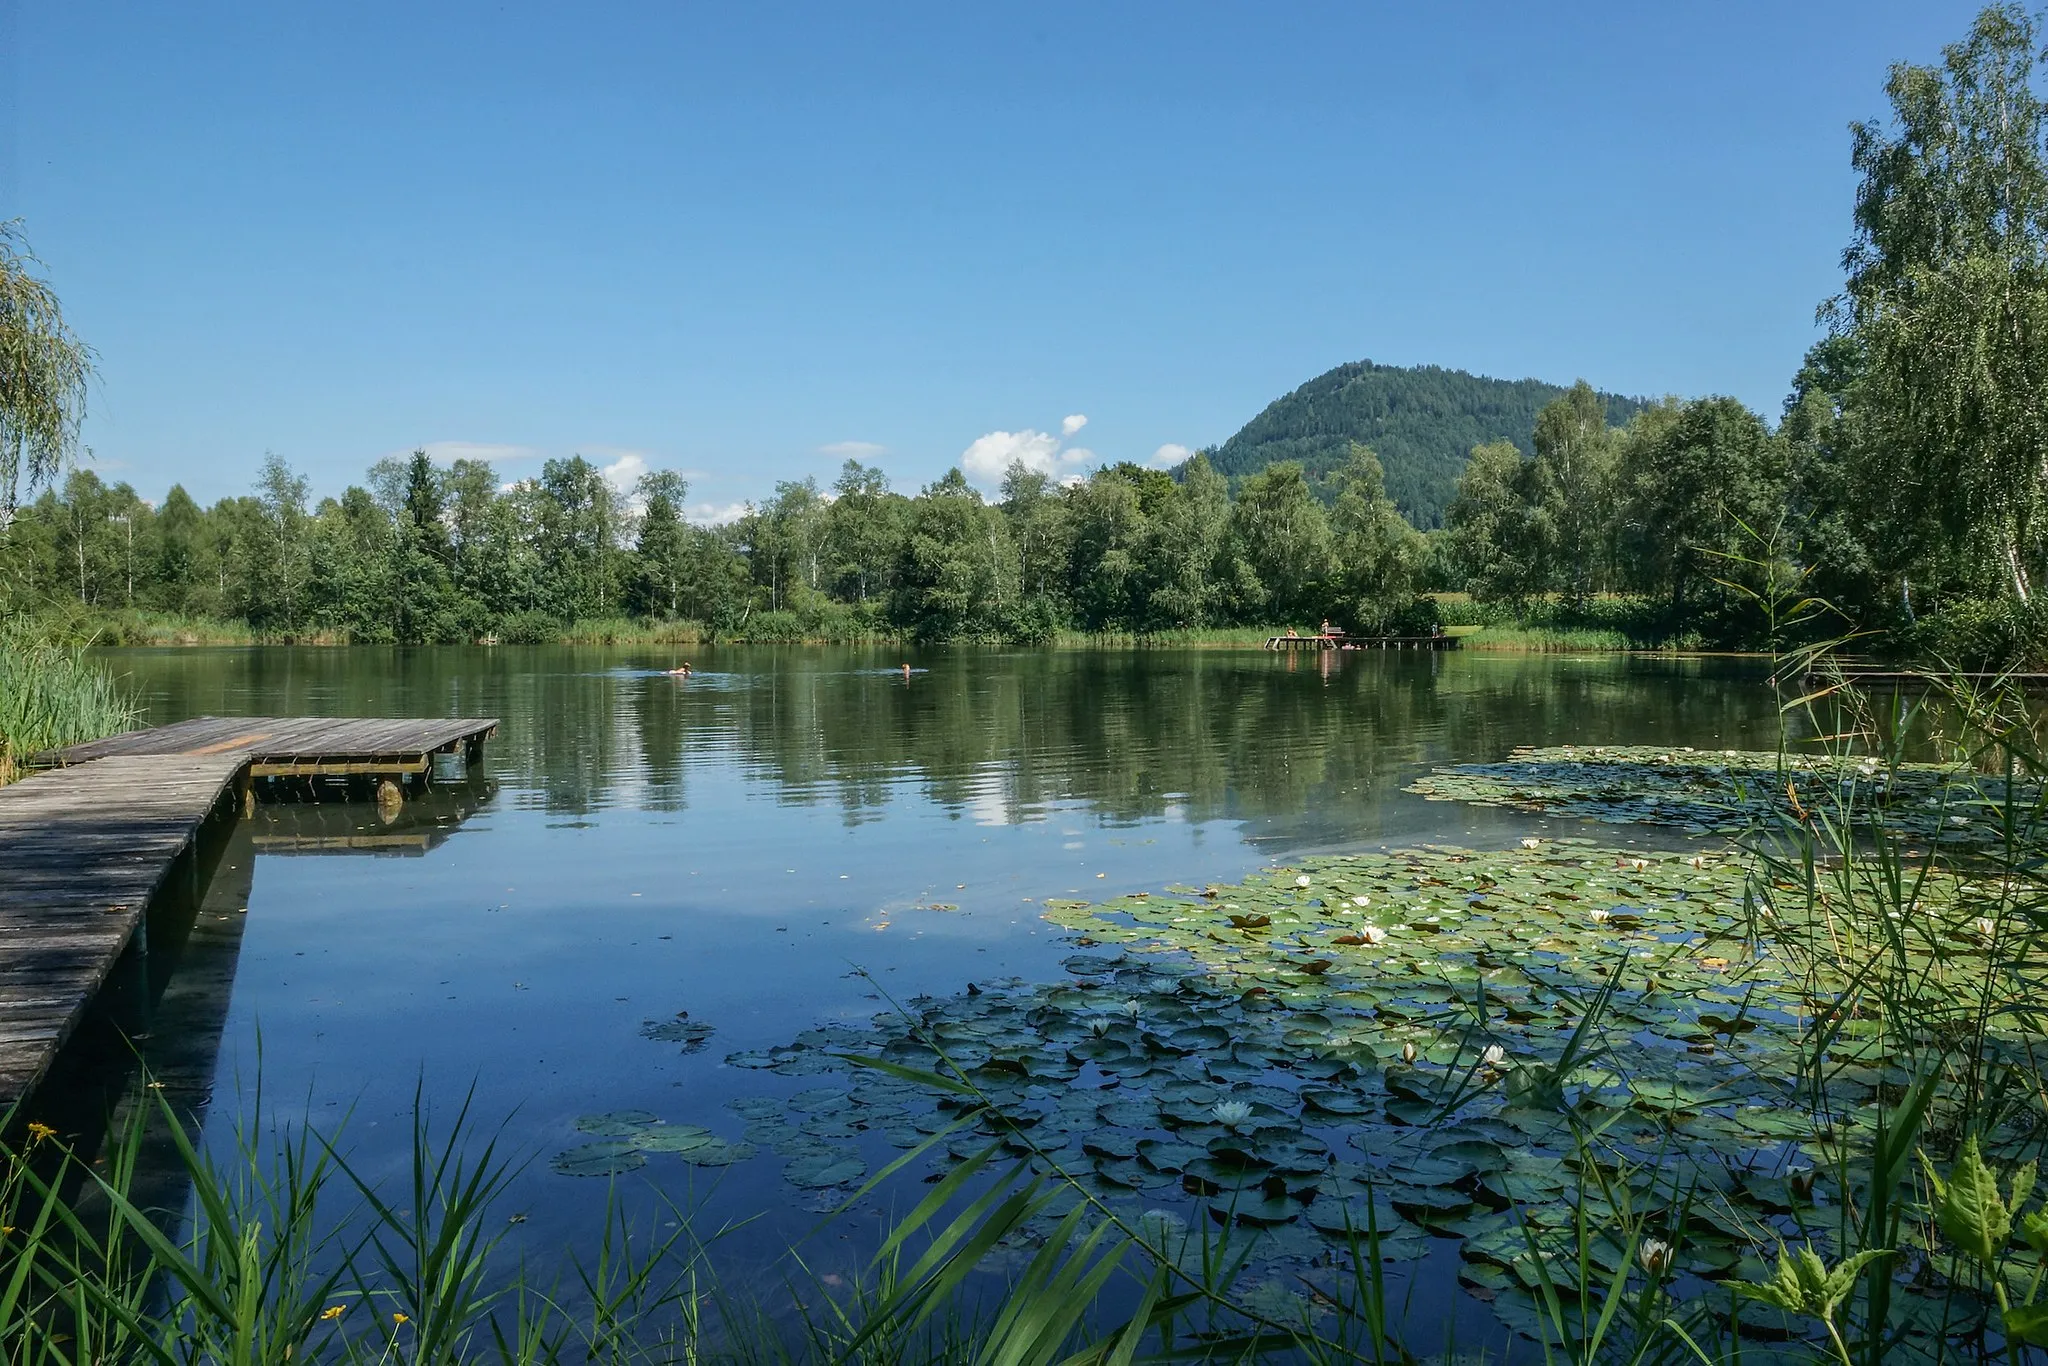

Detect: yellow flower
392,1314,409,1326
320,1305,346,1322
25,1122,57,1144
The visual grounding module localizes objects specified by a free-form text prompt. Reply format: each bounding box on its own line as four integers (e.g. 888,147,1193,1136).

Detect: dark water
63,645,1783,1330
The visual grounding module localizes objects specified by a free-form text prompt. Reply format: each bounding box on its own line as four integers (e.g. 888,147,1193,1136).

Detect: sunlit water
61,645,1784,1343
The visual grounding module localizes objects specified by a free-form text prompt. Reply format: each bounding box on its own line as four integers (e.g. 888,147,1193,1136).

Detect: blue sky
9,1,1987,518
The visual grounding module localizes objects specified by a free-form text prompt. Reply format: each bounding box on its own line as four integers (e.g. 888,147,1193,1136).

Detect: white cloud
599,452,648,493
959,419,1102,490
819,440,886,459
1149,443,1192,468
688,501,748,527
961,429,1064,485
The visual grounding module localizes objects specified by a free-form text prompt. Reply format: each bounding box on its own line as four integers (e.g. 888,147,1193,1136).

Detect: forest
1207,360,1642,528
5,6,2048,664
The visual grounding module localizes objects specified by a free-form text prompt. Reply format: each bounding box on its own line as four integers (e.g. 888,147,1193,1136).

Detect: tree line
0,444,1432,644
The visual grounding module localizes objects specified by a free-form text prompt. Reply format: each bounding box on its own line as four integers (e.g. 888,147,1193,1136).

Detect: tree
1835,4,2048,602
153,485,204,613
0,224,93,535
393,450,458,642
1327,444,1420,632
754,477,828,610
1065,467,1150,630
822,461,904,606
892,469,1015,640
533,456,624,622
634,470,692,618
1144,453,1229,628
1446,441,1547,608
1225,461,1333,624
1529,381,1619,608
251,453,312,632
1616,398,1787,632
1001,461,1072,617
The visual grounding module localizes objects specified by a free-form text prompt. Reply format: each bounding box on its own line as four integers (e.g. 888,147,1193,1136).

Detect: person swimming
666,661,693,676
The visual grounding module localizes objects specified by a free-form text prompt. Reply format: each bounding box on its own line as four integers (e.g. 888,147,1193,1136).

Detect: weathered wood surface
0,755,245,1108
3,714,500,1111
1263,635,1459,651
38,715,498,768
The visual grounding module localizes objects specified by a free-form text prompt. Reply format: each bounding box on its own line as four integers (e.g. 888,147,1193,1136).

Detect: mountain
1206,360,1646,529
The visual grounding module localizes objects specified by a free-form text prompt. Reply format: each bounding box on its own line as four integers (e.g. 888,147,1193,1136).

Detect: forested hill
1207,361,1645,528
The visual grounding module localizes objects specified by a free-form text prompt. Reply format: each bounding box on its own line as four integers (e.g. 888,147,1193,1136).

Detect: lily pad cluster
551,1109,757,1176
1404,744,2028,843
701,841,2022,1348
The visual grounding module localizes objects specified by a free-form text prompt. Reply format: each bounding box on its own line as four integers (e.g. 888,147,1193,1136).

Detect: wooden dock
1264,634,1459,651
1,715,497,1111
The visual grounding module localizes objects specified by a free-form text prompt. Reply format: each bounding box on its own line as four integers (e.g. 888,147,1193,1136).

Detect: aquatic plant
0,619,134,781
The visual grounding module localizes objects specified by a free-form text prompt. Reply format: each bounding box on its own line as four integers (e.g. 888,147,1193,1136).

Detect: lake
58,644,1785,1342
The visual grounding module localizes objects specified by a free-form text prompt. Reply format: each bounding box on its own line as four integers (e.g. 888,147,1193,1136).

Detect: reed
0,619,135,783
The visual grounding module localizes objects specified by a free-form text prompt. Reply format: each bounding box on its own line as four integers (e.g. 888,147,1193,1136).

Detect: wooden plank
0,753,246,1107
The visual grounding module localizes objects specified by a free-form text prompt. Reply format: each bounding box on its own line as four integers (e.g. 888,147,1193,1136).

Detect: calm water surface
68,645,1782,1329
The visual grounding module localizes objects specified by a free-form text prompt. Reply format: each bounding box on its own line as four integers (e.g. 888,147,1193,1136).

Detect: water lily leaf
629,1124,716,1152
551,1142,646,1177
675,1138,756,1167
575,1110,660,1136
785,1150,866,1188
640,1018,716,1048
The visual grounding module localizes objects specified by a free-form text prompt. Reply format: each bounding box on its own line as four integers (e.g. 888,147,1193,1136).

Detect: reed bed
0,621,135,782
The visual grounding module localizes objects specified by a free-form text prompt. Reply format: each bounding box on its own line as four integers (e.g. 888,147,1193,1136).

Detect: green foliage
0,617,134,778
0,222,94,535
1208,359,1643,529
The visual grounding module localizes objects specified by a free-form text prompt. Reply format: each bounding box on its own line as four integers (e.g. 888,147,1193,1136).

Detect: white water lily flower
1480,1044,1506,1068
1975,917,1998,938
1122,999,1142,1020
1089,1017,1113,1037
1588,908,1611,924
1948,815,1970,826
1295,875,1312,888
1211,1100,1254,1128
1401,1041,1418,1064
1359,924,1387,945
1686,856,1706,869
1520,838,1541,850
1639,1239,1674,1275
1351,895,1371,908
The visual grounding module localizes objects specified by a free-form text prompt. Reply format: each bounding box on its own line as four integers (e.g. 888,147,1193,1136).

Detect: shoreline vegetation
4,597,1730,655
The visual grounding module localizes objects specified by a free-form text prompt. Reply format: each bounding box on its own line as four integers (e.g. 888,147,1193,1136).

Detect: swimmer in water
902,662,912,681
667,661,693,676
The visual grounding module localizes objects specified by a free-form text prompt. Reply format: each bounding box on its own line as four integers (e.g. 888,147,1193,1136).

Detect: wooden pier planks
0,755,246,1108
2,714,500,1110
1262,635,1459,651
38,715,497,768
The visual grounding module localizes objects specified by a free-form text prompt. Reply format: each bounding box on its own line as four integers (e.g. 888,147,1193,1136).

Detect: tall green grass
0,620,135,781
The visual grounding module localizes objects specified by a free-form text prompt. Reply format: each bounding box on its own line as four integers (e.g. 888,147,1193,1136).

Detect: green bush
496,610,564,645
1905,596,2048,670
